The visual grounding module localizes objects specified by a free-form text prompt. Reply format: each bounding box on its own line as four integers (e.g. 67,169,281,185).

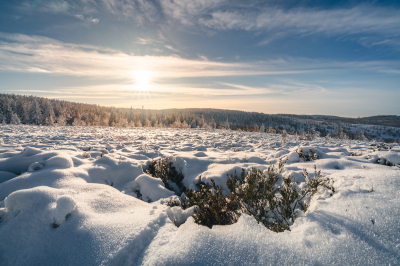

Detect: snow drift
0,125,399,265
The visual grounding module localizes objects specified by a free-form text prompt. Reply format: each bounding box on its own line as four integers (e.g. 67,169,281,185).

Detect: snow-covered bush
181,161,334,232
181,178,241,228
146,157,186,195
297,148,318,161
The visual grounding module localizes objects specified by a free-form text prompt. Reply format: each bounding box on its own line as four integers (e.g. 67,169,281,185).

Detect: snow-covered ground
0,125,399,266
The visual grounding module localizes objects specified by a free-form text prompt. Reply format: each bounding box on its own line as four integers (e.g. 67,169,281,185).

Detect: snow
0,124,399,265
49,195,77,226
123,174,175,202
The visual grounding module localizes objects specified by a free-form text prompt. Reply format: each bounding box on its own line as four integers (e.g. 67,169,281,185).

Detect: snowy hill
0,125,399,265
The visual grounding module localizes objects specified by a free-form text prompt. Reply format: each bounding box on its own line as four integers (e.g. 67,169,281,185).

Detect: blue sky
0,0,399,116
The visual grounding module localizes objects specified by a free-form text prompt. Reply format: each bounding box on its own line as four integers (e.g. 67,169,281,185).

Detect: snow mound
50,196,77,227
45,155,74,169
193,164,243,192
123,174,174,202
28,162,44,172
0,171,17,184
87,155,144,190
367,150,400,166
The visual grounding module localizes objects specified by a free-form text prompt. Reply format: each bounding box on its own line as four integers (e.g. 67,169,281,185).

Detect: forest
1,93,399,142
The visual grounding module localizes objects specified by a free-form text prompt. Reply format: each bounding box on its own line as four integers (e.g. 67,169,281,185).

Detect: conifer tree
29,100,42,125
10,112,21,125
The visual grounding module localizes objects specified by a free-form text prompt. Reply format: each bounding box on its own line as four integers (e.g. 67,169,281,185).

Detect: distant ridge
0,93,399,141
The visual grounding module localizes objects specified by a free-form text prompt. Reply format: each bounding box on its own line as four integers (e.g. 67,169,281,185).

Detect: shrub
181,178,241,228
165,197,181,207
297,148,318,161
182,160,334,232
146,157,186,195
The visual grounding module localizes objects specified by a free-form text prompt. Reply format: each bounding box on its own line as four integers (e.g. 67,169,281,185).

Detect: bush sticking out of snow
50,196,77,228
182,178,241,228
297,148,318,161
366,151,400,167
146,157,186,195
181,160,334,232
165,196,181,207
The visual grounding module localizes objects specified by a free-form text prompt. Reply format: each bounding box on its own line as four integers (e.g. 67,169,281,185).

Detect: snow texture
0,124,399,265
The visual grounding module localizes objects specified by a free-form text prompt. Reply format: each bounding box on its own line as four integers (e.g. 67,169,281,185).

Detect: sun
133,70,153,90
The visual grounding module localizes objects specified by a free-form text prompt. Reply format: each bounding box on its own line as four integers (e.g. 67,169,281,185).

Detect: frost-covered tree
144,118,151,127
108,111,117,127
356,130,366,141
16,100,28,124
267,127,276,134
260,124,265,133
10,112,20,125
42,99,55,126
127,107,134,124
172,118,181,128
56,114,67,126
72,113,85,126
181,120,190,129
2,98,13,124
117,117,128,127
224,118,230,129
29,100,42,125
335,124,344,139
281,129,288,138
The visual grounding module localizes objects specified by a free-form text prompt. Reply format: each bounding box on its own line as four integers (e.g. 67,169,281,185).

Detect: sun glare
133,70,153,90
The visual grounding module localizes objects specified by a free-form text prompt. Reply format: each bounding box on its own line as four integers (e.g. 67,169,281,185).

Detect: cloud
219,81,326,95
29,0,70,13
0,33,322,80
18,1,400,49
74,14,99,23
159,0,226,25
164,45,180,53
0,32,399,84
202,6,399,34
156,2,400,49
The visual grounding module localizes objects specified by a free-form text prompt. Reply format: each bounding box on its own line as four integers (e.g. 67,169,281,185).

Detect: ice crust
0,125,399,265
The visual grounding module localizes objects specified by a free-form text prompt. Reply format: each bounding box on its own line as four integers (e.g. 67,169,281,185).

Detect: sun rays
132,70,154,91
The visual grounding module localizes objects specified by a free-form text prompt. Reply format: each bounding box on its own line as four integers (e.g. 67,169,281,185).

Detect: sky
0,0,400,117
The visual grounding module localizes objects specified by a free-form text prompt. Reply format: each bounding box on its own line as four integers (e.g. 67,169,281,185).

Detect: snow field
0,125,399,265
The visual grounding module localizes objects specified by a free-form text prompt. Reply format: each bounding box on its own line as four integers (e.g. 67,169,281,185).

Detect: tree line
0,93,399,142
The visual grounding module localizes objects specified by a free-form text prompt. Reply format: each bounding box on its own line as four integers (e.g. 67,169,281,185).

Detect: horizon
2,92,400,119
1,1,400,116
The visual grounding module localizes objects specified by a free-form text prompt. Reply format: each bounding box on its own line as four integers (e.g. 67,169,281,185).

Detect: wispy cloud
0,33,324,80
0,32,399,84
74,14,99,24
200,6,400,41
19,1,400,49
164,45,180,53
159,0,226,25
157,2,400,49
219,81,327,95
28,0,70,13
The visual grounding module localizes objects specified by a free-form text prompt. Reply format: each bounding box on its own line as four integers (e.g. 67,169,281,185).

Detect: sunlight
133,70,153,90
